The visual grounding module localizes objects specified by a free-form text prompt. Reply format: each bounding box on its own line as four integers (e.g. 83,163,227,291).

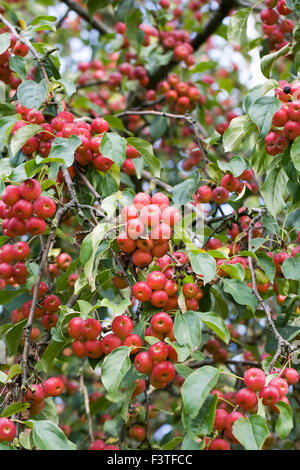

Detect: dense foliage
0,0,299,451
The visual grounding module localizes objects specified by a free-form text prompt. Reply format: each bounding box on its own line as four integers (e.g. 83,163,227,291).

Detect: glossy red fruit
80,318,101,340
134,351,153,374
149,341,169,363
43,377,64,397
33,196,56,219
85,340,103,358
111,315,134,339
244,368,266,391
235,388,258,411
259,385,280,406
67,317,83,339
151,312,173,334
123,333,142,354
284,368,299,385
101,333,122,354
151,360,175,383
19,179,42,201
0,418,16,442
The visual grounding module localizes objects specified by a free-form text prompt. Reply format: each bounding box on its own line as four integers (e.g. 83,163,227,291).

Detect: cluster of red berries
0,178,56,238
207,366,299,450
46,252,73,280
134,312,178,389
69,315,142,359
0,31,27,90
14,105,145,177
11,282,61,330
117,192,180,268
194,169,257,206
0,241,30,287
156,73,205,113
205,337,229,363
261,0,293,52
23,376,64,416
88,439,119,450
132,251,205,311
265,81,300,155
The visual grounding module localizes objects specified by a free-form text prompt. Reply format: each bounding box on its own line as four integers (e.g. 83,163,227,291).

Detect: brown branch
74,165,102,205
79,366,94,443
61,0,112,35
109,247,133,289
21,202,73,387
247,209,294,371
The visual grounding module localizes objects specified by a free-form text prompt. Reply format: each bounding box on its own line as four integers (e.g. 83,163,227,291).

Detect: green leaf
182,394,218,438
174,364,193,379
281,254,300,281
221,262,245,280
257,252,276,283
9,56,27,80
87,0,110,15
45,135,81,168
1,402,30,418
275,402,293,439
101,346,131,401
227,8,251,49
261,167,288,218
189,252,216,285
161,437,183,450
79,222,113,291
56,79,76,97
222,115,256,152
290,135,300,172
0,33,10,55
223,278,258,311
35,339,69,372
217,155,246,177
126,8,143,50
10,124,42,157
232,415,269,450
261,43,291,78
0,116,18,147
99,132,127,167
6,363,22,381
17,80,48,110
197,311,230,344
127,137,160,177
29,419,76,450
248,96,281,138
33,398,59,425
173,311,201,351
172,172,200,206
181,366,220,418
98,298,131,316
6,319,27,357
0,288,26,305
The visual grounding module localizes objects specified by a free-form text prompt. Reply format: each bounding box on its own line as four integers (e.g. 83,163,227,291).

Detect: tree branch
247,209,294,371
61,0,112,35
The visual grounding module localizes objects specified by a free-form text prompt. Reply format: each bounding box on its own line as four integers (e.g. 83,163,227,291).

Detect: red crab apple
129,425,146,442
244,368,266,391
134,351,153,374
132,281,152,302
80,318,101,340
0,418,16,442
111,315,134,339
33,196,56,219
19,179,42,201
43,377,64,397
